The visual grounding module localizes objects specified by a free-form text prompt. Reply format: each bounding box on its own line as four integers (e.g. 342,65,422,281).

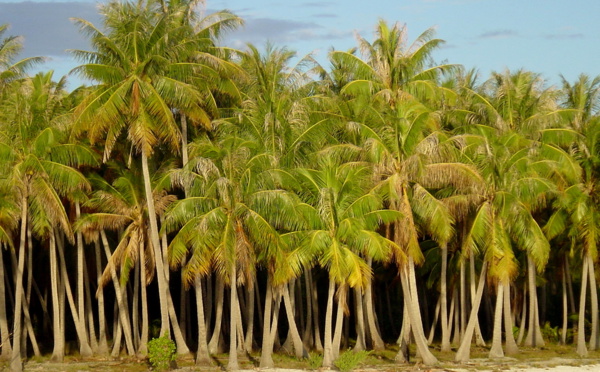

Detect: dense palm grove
0,1,599,371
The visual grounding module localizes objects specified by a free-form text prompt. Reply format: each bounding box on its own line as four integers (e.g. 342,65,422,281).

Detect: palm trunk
364,258,384,350
587,255,598,350
406,258,437,365
353,287,366,351
525,254,545,347
309,269,323,351
94,241,109,355
208,276,225,354
503,281,518,354
138,242,149,355
75,202,90,356
455,262,488,362
227,262,239,371
244,278,255,352
100,231,135,355
49,232,64,362
10,193,28,372
332,287,345,360
427,296,441,345
57,231,93,356
488,282,504,358
283,283,307,358
577,252,589,356
260,275,276,368
561,268,568,345
460,254,467,338
322,279,336,368
194,276,211,365
0,247,11,359
140,148,170,337
440,243,450,352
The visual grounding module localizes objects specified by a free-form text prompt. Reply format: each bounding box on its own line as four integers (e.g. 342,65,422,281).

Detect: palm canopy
0,24,44,90
0,71,97,240
292,155,400,288
164,125,302,287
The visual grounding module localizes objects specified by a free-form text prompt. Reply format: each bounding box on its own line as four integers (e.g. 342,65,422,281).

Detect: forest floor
4,344,600,371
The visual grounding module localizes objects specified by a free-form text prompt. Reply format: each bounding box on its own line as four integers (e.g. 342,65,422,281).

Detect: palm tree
292,155,400,367
544,74,600,355
0,24,43,91
71,0,209,346
0,71,97,371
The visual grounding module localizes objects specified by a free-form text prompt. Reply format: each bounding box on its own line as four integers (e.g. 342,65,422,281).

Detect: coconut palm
0,24,43,91
0,71,97,371
71,0,211,345
291,154,400,367
543,74,600,355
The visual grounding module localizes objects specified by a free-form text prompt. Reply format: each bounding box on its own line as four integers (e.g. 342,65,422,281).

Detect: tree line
0,1,599,371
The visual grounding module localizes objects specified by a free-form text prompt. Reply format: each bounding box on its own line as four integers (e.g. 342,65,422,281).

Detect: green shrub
147,335,176,371
334,350,370,372
308,352,323,369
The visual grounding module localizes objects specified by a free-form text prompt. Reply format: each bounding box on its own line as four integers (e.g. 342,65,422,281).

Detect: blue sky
1,0,599,89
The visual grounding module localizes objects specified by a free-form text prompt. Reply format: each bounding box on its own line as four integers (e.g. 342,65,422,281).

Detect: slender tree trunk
517,285,527,345
309,270,323,351
194,276,211,365
244,277,255,352
57,231,93,356
138,242,149,355
0,247,11,359
332,289,345,359
440,243,450,352
322,279,336,368
460,256,466,339
587,255,598,350
489,282,504,358
141,148,170,337
10,193,28,372
406,258,437,365
354,287,366,351
503,281,518,355
455,263,488,362
227,263,239,371
525,254,545,347
84,262,99,353
561,268,568,345
208,277,224,354
577,253,589,356
100,231,135,355
49,232,64,362
94,241,109,355
364,258,384,350
469,254,485,346
283,283,307,358
75,202,90,356
427,296,441,345
259,276,275,368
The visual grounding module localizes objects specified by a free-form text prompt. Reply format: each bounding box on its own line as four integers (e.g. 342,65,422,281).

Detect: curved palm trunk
194,276,211,365
208,277,225,354
141,148,170,337
50,233,64,362
577,253,590,356
138,242,149,355
332,288,345,359
322,279,336,368
94,241,109,355
470,254,486,346
503,281,518,354
227,263,239,371
440,243,450,352
353,287,366,351
260,275,276,368
75,203,90,356
587,256,599,350
10,193,28,372
283,283,308,358
489,282,504,358
525,254,545,347
0,246,11,359
401,261,438,365
244,278,255,352
100,231,135,355
364,258,384,350
455,263,488,362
